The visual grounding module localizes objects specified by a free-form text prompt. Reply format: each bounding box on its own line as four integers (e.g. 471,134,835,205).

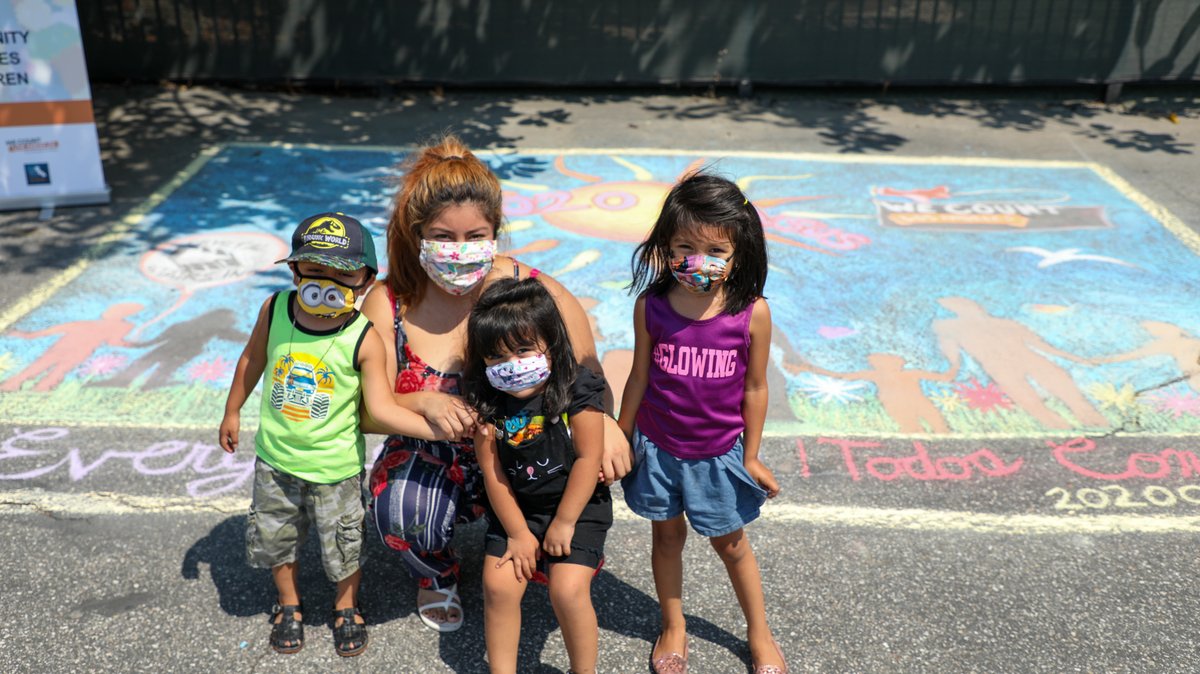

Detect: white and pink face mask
485,353,551,393
418,239,497,295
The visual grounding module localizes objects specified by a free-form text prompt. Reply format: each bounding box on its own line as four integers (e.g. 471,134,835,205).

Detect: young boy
219,212,444,657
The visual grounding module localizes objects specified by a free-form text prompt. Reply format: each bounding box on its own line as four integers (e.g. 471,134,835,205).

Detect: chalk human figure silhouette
1,302,143,392
1092,320,1200,393
786,352,959,433
90,308,249,390
933,297,1108,430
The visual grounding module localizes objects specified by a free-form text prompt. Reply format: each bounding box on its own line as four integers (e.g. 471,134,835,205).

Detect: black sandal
268,603,304,654
332,607,368,657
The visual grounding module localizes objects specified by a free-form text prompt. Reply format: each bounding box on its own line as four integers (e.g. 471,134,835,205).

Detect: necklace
285,297,355,369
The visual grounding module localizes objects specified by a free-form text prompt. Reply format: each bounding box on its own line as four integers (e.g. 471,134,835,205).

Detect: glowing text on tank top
653,343,738,378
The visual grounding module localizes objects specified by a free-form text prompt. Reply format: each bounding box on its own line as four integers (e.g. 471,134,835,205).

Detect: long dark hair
463,278,577,422
628,171,767,314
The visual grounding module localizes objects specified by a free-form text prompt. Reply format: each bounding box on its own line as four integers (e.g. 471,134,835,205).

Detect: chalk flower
1087,382,1140,413
931,390,965,413
188,357,233,384
798,374,866,404
1147,390,1200,419
79,353,127,377
953,378,1013,414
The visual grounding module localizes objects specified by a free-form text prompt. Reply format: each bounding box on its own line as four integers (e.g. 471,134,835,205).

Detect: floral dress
366,291,486,591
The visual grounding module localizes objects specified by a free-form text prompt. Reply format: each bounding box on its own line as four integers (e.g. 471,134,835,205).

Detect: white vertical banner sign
0,0,108,210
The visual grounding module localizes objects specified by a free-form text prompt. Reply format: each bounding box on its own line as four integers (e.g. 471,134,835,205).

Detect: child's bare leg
709,528,783,668
333,569,364,626
273,561,301,613
651,516,689,657
548,563,598,674
271,562,303,648
482,554,528,674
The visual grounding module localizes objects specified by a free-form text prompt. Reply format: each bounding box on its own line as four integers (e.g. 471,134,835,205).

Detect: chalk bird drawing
1004,247,1136,269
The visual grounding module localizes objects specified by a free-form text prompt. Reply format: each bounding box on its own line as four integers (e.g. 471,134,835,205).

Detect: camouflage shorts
245,459,365,583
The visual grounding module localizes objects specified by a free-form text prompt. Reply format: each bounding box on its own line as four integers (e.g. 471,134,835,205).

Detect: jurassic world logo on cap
277,211,378,273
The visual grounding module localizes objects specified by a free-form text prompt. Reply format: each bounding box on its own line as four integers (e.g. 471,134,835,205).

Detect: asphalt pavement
2,82,1200,673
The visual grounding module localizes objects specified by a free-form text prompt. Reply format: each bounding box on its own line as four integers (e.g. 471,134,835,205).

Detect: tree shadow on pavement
637,84,1200,155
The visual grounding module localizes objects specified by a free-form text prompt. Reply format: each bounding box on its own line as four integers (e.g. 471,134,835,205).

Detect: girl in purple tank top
618,172,787,674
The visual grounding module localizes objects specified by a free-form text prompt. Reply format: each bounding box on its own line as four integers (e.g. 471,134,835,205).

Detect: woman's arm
530,265,632,481
742,299,779,498
476,425,540,581
544,408,604,558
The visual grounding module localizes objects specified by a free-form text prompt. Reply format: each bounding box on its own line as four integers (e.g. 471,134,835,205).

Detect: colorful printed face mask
670,254,728,294
419,239,497,296
486,353,551,393
296,274,364,318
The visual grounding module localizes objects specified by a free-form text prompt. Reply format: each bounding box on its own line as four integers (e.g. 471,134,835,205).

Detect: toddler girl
464,277,612,674
619,172,787,674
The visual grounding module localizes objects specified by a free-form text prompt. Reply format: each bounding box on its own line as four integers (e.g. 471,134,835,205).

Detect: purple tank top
636,293,753,459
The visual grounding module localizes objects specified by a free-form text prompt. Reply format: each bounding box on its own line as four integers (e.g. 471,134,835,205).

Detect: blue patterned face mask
670,254,728,294
485,353,551,393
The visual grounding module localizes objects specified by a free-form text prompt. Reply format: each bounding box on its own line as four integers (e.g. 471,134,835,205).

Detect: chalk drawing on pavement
0,144,1198,438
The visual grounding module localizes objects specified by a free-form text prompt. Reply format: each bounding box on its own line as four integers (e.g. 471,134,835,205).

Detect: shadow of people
359,518,743,673
186,515,744,672
181,514,334,628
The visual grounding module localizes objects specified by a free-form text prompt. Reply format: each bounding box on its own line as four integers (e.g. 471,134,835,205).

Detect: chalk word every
1046,484,1200,511
0,427,388,498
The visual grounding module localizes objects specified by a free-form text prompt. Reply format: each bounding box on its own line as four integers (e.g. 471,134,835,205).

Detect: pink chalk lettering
796,437,1023,482
1048,437,1199,481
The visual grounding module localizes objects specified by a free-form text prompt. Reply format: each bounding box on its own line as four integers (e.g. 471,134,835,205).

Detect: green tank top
255,291,372,484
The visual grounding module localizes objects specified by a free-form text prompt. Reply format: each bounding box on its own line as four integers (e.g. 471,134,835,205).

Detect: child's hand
419,392,479,441
218,413,239,454
745,457,780,498
498,531,540,582
598,415,633,485
543,519,576,558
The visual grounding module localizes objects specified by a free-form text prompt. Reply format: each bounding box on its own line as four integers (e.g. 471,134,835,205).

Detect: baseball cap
277,212,378,274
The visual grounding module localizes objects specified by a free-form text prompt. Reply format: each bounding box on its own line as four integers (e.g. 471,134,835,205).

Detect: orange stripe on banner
0,100,95,127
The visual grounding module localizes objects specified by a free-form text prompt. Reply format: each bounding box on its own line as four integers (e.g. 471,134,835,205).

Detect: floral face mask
418,239,497,296
670,254,728,294
486,353,551,393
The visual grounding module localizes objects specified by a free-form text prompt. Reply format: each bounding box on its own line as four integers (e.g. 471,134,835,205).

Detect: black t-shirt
493,367,608,511
485,368,612,561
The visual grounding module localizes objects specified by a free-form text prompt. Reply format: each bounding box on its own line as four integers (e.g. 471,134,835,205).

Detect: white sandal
417,583,464,633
